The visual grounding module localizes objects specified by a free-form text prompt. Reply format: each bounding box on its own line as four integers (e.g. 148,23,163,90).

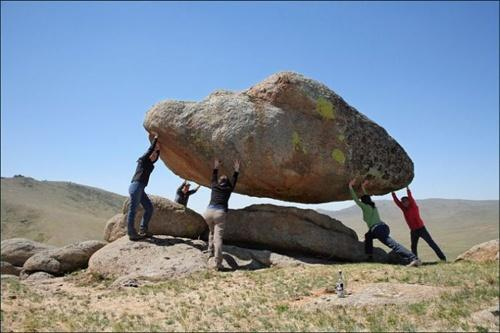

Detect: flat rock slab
88,235,332,282
292,282,454,308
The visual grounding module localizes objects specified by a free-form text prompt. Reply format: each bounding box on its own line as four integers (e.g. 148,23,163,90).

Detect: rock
0,274,19,280
89,236,208,280
103,214,127,242
104,196,207,242
455,239,499,262
1,238,56,266
23,240,106,275
470,305,499,331
224,204,392,263
88,235,328,281
24,271,55,281
1,261,23,276
144,72,413,203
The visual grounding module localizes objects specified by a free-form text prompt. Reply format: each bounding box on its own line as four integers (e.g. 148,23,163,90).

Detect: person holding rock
203,158,240,271
349,178,421,267
175,180,201,207
127,134,160,241
392,187,447,261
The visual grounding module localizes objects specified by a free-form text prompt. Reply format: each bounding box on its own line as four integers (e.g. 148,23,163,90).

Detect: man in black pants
392,187,447,261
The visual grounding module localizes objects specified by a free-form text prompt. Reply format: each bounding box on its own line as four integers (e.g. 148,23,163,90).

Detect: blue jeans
365,223,417,263
127,181,153,236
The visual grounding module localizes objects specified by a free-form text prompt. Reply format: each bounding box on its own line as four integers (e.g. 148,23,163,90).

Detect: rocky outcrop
104,196,207,242
23,240,106,275
224,204,392,262
0,261,23,276
455,239,499,262
1,238,56,266
144,72,413,203
88,235,329,281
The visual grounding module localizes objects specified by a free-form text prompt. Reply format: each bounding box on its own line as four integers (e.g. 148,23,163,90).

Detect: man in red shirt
392,187,447,261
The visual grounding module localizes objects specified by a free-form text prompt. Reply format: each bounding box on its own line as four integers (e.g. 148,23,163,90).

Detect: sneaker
203,249,214,258
407,259,422,267
139,229,153,238
129,234,143,241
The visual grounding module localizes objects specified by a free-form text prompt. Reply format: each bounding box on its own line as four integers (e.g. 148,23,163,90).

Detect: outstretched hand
214,159,221,169
234,159,240,172
349,178,356,188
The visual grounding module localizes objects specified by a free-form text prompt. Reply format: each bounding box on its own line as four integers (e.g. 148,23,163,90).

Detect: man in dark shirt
175,180,201,207
127,134,160,241
203,158,240,270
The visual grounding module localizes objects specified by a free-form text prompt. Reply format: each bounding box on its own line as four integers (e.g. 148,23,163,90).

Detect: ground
1,261,498,332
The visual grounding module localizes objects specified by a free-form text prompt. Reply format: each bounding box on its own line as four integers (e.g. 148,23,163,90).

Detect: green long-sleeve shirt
349,187,381,229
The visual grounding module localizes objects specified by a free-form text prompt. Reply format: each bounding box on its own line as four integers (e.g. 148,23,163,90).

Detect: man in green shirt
349,178,421,267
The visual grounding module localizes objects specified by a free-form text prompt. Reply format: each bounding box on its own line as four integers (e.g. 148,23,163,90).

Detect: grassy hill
1,176,125,246
318,199,499,261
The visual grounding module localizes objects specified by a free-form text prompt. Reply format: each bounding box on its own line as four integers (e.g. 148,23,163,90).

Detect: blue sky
1,1,499,214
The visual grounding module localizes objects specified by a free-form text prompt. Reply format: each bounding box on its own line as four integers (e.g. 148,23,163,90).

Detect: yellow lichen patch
337,134,345,142
316,97,335,120
292,131,307,153
331,148,346,164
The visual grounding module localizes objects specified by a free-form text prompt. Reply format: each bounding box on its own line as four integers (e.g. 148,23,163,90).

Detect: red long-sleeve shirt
392,189,425,231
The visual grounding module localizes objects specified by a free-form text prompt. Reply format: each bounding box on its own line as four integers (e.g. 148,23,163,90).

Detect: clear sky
1,1,499,215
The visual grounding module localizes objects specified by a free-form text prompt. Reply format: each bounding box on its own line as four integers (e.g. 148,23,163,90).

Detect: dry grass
1,261,498,332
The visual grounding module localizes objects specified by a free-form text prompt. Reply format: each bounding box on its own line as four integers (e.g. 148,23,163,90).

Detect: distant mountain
1,176,126,246
318,198,499,260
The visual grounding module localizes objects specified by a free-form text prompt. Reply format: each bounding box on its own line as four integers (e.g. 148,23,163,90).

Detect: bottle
336,270,345,298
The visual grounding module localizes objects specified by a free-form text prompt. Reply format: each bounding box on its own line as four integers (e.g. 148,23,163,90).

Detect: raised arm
188,185,201,195
140,135,159,160
392,191,404,209
361,180,369,195
349,179,363,207
211,159,220,186
231,160,240,189
407,187,416,205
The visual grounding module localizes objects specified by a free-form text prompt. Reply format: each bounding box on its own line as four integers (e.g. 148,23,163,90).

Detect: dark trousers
127,181,154,236
365,223,417,263
411,226,446,260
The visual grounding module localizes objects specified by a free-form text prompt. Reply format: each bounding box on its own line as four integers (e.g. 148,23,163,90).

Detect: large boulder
144,72,413,203
23,240,106,275
1,238,56,266
0,261,23,276
455,239,499,262
88,235,326,281
104,196,207,242
224,204,392,263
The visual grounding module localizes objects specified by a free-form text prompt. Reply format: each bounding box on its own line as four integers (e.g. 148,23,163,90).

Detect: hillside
318,199,499,261
1,176,125,246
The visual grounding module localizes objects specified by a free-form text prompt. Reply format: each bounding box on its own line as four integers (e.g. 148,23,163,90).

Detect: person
349,178,421,266
392,187,447,261
126,134,160,241
175,180,201,207
203,158,240,270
